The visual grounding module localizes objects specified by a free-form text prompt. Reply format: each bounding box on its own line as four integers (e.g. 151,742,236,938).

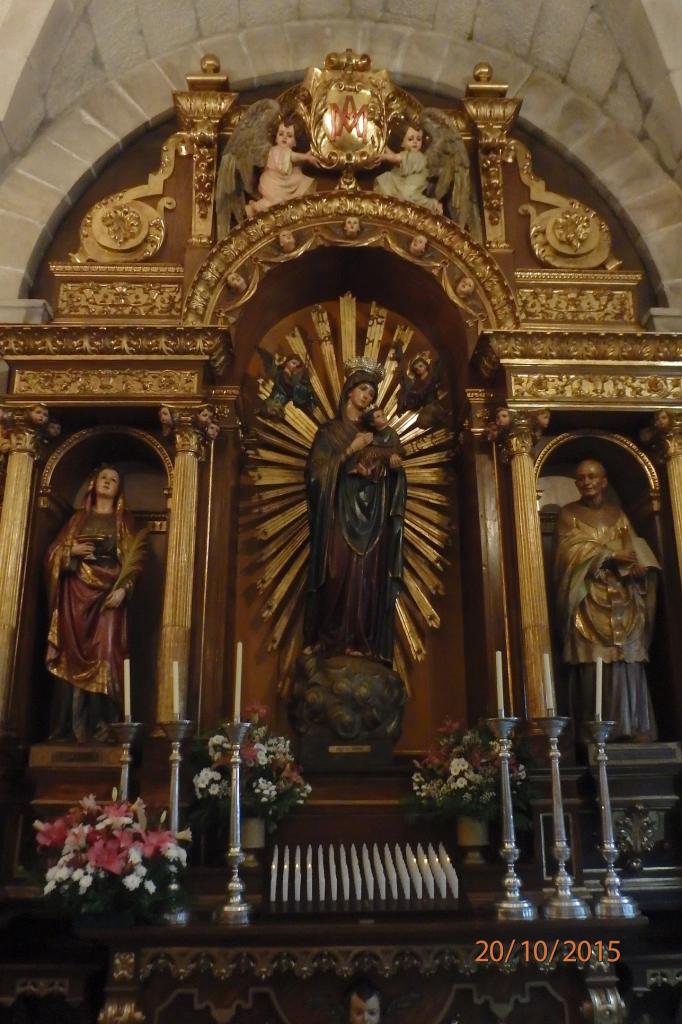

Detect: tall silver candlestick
108,721,143,802
536,716,591,919
583,719,639,918
487,717,537,920
159,718,192,926
215,720,251,925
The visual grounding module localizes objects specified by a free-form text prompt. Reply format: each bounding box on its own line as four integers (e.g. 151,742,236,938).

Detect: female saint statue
45,466,146,743
303,365,406,663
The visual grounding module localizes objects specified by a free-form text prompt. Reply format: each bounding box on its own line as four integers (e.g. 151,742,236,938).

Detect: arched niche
232,252,476,751
534,430,675,740
17,426,170,740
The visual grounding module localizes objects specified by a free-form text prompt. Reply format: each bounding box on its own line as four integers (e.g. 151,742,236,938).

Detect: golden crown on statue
343,357,385,380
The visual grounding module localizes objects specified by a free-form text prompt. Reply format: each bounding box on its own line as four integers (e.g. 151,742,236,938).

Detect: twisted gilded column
0,418,40,732
156,412,204,722
503,411,553,717
654,411,682,589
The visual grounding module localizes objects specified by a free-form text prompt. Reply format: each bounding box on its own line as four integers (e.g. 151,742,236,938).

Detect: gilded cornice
183,192,520,330
0,325,230,374
477,330,682,377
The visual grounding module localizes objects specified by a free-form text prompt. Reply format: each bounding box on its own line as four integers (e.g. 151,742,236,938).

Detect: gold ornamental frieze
477,330,682,378
511,373,682,405
57,281,182,321
13,368,199,398
516,287,635,326
0,325,230,375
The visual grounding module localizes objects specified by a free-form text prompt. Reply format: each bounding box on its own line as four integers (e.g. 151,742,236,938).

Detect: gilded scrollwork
57,282,182,320
14,369,199,397
513,141,617,270
517,287,635,325
112,952,136,984
183,192,519,329
97,999,145,1024
511,373,682,403
71,136,182,264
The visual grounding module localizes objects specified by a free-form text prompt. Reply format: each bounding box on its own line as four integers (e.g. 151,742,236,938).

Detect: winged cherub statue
216,99,318,237
374,111,481,239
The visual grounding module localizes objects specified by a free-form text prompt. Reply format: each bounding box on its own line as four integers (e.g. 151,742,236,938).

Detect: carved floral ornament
182,192,520,330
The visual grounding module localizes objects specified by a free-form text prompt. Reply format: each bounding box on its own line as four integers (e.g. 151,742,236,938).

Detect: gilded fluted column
503,412,553,717
156,414,204,722
655,411,682,589
0,420,39,732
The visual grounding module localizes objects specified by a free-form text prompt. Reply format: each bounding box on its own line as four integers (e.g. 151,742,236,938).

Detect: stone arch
182,192,520,330
0,3,679,305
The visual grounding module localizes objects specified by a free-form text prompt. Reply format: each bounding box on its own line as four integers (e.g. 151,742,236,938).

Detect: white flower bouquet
191,705,311,831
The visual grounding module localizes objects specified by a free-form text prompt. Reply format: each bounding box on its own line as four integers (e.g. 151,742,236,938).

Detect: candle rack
265,841,460,915
158,718,192,926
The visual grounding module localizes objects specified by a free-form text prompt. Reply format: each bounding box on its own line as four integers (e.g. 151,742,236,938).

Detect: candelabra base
214,901,251,926
496,895,538,921
162,907,190,926
543,893,591,920
594,893,639,918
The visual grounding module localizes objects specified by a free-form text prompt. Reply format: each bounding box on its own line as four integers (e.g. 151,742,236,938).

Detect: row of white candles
269,842,459,903
494,649,604,721
125,642,605,724
120,640,246,723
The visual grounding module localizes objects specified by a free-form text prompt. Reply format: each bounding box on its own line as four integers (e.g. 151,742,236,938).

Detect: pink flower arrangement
34,794,191,922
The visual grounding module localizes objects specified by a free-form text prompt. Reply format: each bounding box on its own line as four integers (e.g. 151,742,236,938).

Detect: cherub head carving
343,216,361,238
278,230,296,253
409,234,428,256
227,271,247,294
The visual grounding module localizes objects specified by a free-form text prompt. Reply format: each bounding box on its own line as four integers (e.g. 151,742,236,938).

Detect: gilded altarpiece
0,50,680,1024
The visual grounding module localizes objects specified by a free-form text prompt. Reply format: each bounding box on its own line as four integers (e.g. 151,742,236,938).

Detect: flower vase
241,816,266,869
456,815,489,866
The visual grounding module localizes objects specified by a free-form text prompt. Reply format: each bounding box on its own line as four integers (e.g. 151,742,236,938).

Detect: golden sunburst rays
244,294,454,681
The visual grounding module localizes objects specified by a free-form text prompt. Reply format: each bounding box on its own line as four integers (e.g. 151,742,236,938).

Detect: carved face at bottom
409,234,427,256
349,993,381,1024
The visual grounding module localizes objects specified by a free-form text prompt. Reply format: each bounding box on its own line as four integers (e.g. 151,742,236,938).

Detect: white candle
595,657,603,721
495,650,505,717
328,845,338,902
233,641,243,721
317,845,326,902
373,844,386,900
361,844,374,902
350,844,362,900
383,844,398,900
282,845,290,903
123,658,131,721
269,845,279,902
171,660,180,719
428,844,447,899
543,652,555,715
417,843,435,899
294,845,301,902
394,845,411,899
437,843,459,898
405,844,423,899
339,844,350,901
305,843,313,902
